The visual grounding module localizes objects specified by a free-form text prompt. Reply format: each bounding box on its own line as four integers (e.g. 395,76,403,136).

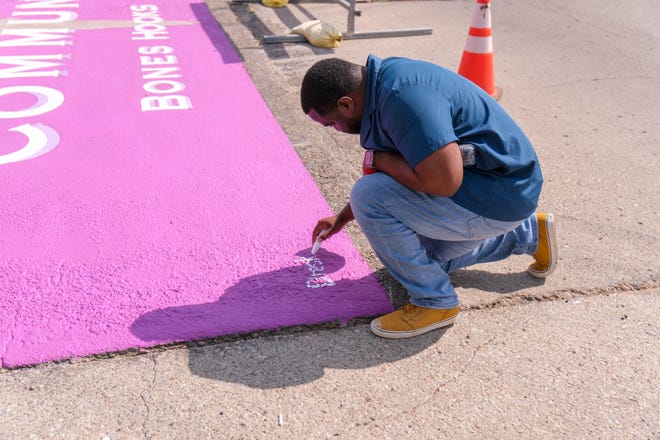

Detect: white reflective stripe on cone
463,35,493,54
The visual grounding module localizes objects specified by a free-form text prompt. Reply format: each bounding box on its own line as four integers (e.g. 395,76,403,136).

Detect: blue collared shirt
360,55,542,221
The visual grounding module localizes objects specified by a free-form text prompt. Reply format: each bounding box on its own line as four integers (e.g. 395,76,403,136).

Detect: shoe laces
401,302,422,319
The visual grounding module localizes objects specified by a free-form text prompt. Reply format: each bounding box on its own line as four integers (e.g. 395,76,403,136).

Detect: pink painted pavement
0,1,392,368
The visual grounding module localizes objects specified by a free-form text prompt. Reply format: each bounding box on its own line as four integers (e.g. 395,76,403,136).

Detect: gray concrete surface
1,290,658,438
1,0,658,438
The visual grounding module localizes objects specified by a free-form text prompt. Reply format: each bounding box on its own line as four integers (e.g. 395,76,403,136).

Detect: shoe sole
370,314,458,339
528,213,558,278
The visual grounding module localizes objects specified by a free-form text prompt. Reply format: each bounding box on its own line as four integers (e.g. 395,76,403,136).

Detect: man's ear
336,96,355,115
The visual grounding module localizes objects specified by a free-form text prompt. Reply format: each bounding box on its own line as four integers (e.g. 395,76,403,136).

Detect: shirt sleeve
379,85,458,169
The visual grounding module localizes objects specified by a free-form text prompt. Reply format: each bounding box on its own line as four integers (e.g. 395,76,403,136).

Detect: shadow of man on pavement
186,320,446,389
131,248,424,388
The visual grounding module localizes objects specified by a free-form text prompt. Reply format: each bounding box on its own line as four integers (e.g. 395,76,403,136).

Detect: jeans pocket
466,215,481,238
467,215,504,239
467,215,523,240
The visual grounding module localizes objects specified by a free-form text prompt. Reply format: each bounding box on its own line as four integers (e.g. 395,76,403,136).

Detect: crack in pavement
335,279,659,436
557,214,660,239
337,311,530,437
1,280,655,371
463,279,658,312
140,354,158,439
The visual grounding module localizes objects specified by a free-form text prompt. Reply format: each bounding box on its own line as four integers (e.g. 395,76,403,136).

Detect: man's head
300,58,364,134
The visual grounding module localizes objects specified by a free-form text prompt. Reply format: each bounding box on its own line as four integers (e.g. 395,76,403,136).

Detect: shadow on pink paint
190,2,241,64
130,249,392,344
131,247,447,390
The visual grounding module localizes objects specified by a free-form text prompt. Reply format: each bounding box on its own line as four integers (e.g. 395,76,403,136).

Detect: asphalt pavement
1,0,658,438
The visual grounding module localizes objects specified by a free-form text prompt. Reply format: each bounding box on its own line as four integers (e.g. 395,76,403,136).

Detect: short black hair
300,58,362,116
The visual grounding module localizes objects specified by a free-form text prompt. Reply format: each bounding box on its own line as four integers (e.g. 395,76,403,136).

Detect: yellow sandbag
262,0,288,8
291,20,343,48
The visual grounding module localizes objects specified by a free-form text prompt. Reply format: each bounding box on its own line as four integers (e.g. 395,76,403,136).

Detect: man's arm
312,201,355,245
372,142,463,196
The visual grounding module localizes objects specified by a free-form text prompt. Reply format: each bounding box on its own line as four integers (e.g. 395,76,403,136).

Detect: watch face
363,150,374,167
362,150,376,175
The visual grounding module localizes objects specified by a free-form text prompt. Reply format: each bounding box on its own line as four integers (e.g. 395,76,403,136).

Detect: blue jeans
350,173,538,309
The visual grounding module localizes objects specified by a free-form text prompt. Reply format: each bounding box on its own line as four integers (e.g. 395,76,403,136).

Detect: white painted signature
295,256,335,289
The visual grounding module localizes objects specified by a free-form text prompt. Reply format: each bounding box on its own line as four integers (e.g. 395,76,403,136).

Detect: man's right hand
311,202,355,246
312,216,337,245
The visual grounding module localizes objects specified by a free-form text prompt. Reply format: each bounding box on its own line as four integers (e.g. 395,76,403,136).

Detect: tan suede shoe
528,213,558,278
370,302,460,339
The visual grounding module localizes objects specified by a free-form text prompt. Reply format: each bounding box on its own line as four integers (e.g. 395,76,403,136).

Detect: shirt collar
360,54,382,147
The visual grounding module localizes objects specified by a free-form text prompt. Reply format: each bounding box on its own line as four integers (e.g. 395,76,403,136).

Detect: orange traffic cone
458,0,502,100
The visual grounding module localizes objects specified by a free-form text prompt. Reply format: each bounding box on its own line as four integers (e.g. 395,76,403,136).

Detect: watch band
362,149,376,175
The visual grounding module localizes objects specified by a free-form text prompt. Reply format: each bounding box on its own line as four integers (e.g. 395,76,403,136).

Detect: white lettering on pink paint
0,28,74,47
16,0,79,9
130,5,168,41
9,11,78,24
0,0,78,165
296,256,336,289
0,122,60,165
0,54,69,78
0,85,64,118
131,6,192,112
